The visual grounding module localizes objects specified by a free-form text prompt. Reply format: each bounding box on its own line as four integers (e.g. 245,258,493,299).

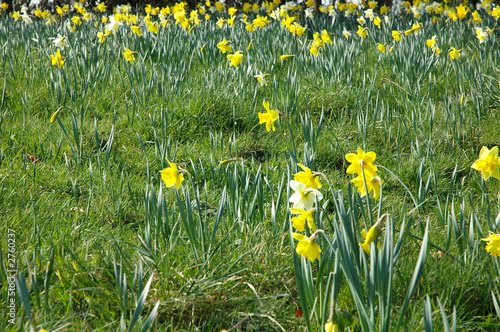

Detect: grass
1,1,500,331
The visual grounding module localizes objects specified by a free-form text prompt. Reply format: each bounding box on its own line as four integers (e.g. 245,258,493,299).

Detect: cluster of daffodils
216,38,243,68
470,146,500,258
309,30,332,56
289,164,325,262
345,148,382,200
49,35,69,69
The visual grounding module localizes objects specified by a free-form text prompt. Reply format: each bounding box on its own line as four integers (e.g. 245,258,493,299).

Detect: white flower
305,8,314,19
384,15,390,23
358,16,366,25
289,180,323,210
342,27,351,38
105,15,122,34
53,35,69,49
21,14,32,24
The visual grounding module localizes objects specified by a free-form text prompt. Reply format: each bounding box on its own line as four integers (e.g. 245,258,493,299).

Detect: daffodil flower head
356,25,368,38
294,163,321,189
258,101,279,131
290,207,316,232
482,232,500,256
227,51,243,67
392,30,402,42
53,35,69,49
325,322,339,332
351,169,383,199
448,47,461,60
254,72,269,86
123,47,136,63
359,214,386,253
345,148,377,175
216,38,232,53
289,180,323,210
377,43,386,53
50,49,65,69
160,160,185,189
292,230,323,262
471,146,500,180
280,54,295,61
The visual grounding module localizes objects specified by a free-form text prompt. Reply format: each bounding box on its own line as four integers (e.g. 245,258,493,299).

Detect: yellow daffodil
373,16,381,28
50,49,64,69
448,47,461,60
351,169,383,199
325,322,339,332
160,160,185,189
258,101,279,131
392,30,402,42
227,51,243,67
404,22,422,36
294,163,322,189
292,230,323,262
359,215,386,253
97,31,106,43
290,207,316,232
482,232,500,256
377,43,386,53
471,146,500,180
356,25,368,38
123,48,136,63
345,148,378,175
426,35,437,48
131,25,142,36
321,29,332,44
280,54,295,61
216,38,232,53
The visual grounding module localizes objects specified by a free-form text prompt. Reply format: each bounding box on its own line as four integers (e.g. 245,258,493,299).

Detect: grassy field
1,0,500,331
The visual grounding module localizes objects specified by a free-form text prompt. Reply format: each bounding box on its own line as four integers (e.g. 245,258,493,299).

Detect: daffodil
351,169,383,199
160,160,185,189
258,101,279,131
356,25,368,38
482,232,500,256
123,48,136,63
53,35,69,49
97,31,106,43
292,230,322,262
426,35,437,48
377,43,386,53
50,49,64,69
290,207,316,232
227,51,243,67
325,322,339,332
280,54,294,61
342,28,351,39
254,72,269,86
392,30,402,42
294,163,322,189
471,146,500,180
448,47,461,60
359,214,386,253
216,38,232,53
289,180,323,210
131,25,142,36
345,148,378,175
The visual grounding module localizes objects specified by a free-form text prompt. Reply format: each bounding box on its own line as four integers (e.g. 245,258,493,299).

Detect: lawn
1,0,500,331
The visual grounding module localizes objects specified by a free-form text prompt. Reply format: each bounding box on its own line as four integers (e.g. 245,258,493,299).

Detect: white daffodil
289,180,323,210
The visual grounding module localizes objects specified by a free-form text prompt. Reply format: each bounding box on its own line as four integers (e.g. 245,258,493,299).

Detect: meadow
1,0,500,330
